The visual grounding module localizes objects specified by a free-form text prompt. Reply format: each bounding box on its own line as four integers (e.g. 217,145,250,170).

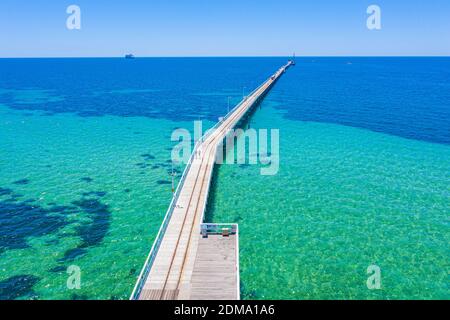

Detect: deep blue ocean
1,57,449,144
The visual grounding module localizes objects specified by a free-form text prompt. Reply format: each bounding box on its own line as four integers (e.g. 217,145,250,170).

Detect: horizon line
1,55,449,59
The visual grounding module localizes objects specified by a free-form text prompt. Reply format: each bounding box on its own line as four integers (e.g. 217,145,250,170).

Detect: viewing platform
131,60,293,300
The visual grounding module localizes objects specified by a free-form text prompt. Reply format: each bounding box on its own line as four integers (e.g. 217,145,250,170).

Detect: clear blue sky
0,0,449,57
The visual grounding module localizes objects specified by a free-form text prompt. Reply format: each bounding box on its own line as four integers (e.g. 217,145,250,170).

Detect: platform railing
200,223,238,236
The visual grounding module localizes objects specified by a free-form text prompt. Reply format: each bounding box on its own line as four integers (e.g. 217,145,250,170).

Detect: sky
0,0,449,57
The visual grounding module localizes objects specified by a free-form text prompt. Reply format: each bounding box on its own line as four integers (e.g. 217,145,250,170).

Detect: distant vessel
125,54,135,59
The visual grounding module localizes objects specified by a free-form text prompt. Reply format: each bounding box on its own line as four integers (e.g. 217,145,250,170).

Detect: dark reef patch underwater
0,275,41,300
0,184,112,295
12,179,30,185
0,187,111,255
0,191,71,252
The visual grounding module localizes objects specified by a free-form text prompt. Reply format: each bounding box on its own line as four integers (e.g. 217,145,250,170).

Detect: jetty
131,60,293,300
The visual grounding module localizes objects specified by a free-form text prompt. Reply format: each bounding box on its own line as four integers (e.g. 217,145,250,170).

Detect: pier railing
195,61,291,145
197,66,289,225
129,83,253,299
130,61,291,300
201,80,267,143
130,139,202,300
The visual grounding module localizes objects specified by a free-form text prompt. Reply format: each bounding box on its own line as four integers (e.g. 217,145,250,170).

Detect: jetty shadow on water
203,163,221,223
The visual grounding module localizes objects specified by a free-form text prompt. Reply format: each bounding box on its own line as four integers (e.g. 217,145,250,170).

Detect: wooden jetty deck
190,229,239,300
131,60,293,300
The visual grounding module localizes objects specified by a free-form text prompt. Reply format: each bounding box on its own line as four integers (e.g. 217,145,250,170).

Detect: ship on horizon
125,54,135,59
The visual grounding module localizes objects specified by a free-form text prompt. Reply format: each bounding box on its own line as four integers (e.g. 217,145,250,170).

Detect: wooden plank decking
189,233,239,300
132,61,293,300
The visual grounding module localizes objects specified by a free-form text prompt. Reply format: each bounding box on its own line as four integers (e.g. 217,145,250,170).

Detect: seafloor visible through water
0,57,448,299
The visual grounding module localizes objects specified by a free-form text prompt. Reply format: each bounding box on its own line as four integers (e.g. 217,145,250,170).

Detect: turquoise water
207,106,449,299
0,104,200,299
0,58,449,299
